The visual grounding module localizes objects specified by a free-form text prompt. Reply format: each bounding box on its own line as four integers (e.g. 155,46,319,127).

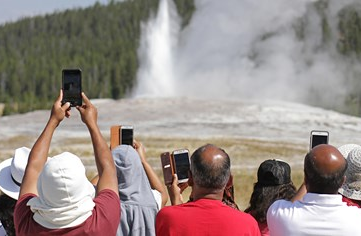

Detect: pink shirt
14,189,120,236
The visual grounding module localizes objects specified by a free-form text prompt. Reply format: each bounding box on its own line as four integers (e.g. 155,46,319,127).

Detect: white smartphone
310,130,329,150
172,149,190,183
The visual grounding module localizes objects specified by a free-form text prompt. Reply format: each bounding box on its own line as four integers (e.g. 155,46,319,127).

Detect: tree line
0,0,195,115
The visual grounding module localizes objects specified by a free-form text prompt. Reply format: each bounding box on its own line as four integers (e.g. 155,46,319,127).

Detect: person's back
156,144,260,236
268,194,361,235
245,159,296,236
112,142,167,236
267,144,361,236
157,198,259,235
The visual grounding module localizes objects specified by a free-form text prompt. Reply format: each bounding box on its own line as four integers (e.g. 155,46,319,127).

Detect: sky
0,0,109,25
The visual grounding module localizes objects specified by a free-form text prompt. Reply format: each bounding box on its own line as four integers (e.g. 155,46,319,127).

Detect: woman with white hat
14,91,120,236
338,145,361,208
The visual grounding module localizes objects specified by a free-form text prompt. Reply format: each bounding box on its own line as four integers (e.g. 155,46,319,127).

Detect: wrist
48,117,60,128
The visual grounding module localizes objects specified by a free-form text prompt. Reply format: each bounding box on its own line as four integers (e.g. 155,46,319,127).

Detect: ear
226,174,233,188
188,170,194,187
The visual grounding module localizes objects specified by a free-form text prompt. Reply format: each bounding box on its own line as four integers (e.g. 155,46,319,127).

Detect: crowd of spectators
1,92,361,235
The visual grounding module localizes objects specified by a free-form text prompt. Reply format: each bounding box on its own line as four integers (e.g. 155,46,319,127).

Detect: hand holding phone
62,69,82,107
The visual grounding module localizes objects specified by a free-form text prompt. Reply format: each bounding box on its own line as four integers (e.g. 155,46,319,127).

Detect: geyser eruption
134,0,361,111
133,0,180,97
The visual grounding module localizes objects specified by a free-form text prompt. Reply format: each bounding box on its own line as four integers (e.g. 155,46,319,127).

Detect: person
156,144,261,235
244,159,296,236
110,140,168,236
338,145,361,207
267,144,361,236
14,91,120,235
0,147,32,236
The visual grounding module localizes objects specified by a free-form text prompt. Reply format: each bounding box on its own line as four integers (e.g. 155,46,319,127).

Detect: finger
76,105,84,113
56,89,63,103
62,102,71,111
81,92,90,104
172,174,179,187
133,139,139,147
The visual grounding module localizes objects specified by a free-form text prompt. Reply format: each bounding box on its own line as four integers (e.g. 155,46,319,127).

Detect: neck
192,186,224,201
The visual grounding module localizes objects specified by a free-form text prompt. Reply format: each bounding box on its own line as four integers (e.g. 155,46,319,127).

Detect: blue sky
0,0,110,25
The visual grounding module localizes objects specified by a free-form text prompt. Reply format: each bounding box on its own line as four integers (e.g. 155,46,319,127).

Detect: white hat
338,144,361,159
0,147,31,200
339,147,361,200
28,152,96,229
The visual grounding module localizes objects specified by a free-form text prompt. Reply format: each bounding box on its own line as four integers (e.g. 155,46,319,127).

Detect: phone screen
121,126,133,146
62,69,82,107
173,151,190,182
310,131,329,149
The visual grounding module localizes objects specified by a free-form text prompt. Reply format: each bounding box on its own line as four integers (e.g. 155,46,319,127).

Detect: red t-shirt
14,189,120,236
156,198,261,236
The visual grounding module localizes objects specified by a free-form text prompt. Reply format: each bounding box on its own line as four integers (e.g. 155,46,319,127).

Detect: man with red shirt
156,144,261,236
14,91,120,235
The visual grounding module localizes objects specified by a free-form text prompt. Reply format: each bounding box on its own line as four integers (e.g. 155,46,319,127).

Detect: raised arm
291,182,307,202
134,140,168,208
77,93,118,196
19,90,71,198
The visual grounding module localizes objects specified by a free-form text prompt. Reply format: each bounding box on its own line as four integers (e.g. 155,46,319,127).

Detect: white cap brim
0,158,20,200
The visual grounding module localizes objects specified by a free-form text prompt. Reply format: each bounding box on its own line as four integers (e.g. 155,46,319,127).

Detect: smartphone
62,69,82,107
310,130,329,150
160,152,174,186
121,125,134,146
172,149,190,183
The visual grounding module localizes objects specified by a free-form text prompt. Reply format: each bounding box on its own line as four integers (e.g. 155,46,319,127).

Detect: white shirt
267,193,361,236
151,189,162,210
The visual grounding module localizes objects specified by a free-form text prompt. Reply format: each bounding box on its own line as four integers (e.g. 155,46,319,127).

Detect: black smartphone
121,125,134,146
310,130,329,150
172,149,190,183
62,69,82,107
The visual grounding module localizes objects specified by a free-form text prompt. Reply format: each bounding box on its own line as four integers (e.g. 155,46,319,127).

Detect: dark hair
222,184,239,210
0,194,16,236
304,152,348,194
244,182,296,223
190,144,231,190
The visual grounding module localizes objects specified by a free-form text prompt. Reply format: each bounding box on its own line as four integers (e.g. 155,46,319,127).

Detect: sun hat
0,147,31,200
339,147,361,200
257,159,291,186
338,144,361,159
27,152,96,229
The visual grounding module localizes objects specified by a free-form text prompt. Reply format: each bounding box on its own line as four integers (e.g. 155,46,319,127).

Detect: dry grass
0,134,307,209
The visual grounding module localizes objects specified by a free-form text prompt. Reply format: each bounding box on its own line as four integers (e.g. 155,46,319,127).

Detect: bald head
190,144,231,190
304,144,347,194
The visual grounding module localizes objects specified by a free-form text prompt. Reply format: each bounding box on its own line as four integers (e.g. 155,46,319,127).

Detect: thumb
172,174,179,186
